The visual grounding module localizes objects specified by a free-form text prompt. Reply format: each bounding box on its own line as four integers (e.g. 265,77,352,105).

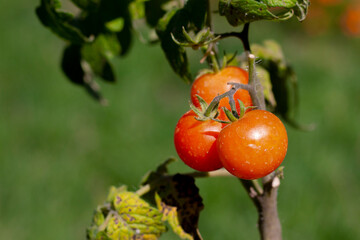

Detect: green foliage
155,0,209,83
156,9,192,83
36,0,133,103
81,34,118,82
36,0,89,44
36,0,310,101
144,0,173,27
219,0,309,26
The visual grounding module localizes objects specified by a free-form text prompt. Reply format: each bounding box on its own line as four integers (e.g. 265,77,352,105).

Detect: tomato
191,66,253,121
342,4,360,36
217,110,288,180
174,110,223,172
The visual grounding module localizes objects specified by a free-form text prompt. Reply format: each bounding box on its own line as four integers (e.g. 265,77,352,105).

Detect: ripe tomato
191,66,253,121
341,4,360,36
217,110,288,180
174,110,223,172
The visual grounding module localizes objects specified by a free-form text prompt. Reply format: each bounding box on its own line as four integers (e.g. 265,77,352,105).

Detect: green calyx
190,95,219,121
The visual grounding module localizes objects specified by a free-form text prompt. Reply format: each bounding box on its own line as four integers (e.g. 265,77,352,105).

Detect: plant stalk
240,30,282,240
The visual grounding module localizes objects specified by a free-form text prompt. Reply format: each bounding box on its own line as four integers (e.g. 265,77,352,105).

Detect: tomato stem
215,23,251,52
209,51,220,73
247,54,266,110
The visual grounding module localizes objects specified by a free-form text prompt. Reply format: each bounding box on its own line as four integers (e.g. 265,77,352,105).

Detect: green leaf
70,0,100,11
156,9,192,83
154,174,204,240
145,0,173,27
155,0,208,83
61,44,107,104
95,0,133,55
81,34,118,82
105,18,124,33
129,0,146,20
184,0,208,31
36,0,88,44
61,44,85,85
218,0,309,26
262,0,297,8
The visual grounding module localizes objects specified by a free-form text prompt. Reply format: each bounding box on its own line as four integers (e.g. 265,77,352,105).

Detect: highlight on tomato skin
217,110,288,180
190,66,253,121
174,110,223,172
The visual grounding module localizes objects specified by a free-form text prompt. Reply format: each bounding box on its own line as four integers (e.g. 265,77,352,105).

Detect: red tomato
217,110,288,180
342,4,360,36
174,110,223,172
191,66,253,121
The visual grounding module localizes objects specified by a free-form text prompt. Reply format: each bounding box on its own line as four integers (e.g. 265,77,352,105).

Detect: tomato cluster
174,67,288,180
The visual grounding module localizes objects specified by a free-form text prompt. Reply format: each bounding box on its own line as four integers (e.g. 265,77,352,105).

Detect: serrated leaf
218,0,309,26
36,0,88,44
155,174,204,240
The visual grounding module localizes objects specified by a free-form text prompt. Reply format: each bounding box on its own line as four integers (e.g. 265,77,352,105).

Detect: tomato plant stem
215,23,251,52
247,54,266,110
240,177,282,240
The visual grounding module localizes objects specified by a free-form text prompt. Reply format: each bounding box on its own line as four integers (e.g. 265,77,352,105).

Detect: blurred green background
1,1,360,240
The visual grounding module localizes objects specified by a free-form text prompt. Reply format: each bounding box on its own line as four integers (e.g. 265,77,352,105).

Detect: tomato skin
174,110,223,172
342,4,360,36
217,110,288,180
191,66,253,121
